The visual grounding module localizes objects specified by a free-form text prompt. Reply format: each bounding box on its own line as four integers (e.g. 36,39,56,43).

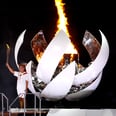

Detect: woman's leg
19,97,25,108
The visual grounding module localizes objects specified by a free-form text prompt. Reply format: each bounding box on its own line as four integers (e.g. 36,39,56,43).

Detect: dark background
0,0,116,109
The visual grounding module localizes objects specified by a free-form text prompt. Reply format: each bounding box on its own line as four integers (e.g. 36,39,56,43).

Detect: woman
6,62,29,108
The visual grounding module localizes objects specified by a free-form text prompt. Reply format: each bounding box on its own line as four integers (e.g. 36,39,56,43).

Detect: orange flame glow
55,0,78,54
55,0,69,36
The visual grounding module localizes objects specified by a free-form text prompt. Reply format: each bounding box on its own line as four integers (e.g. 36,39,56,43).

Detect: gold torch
6,43,10,63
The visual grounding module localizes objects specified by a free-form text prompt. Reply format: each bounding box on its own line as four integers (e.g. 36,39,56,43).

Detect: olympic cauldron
14,29,109,101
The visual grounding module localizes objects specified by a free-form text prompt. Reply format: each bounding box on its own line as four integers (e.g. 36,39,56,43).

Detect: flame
36,52,43,62
55,0,78,55
55,0,69,36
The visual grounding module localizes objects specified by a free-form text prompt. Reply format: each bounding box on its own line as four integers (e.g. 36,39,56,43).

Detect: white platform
9,108,48,113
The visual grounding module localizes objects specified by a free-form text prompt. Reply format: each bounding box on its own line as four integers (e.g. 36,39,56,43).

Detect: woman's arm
6,62,14,74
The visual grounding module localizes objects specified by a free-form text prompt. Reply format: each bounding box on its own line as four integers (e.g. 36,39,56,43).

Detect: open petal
14,30,26,68
41,61,76,100
36,30,71,84
66,71,102,101
26,60,37,94
73,30,109,86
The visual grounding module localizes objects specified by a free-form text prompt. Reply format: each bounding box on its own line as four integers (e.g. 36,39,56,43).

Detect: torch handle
6,44,10,63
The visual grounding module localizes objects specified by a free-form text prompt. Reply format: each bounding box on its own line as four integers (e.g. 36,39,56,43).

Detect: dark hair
18,63,27,67
19,63,26,71
18,63,27,71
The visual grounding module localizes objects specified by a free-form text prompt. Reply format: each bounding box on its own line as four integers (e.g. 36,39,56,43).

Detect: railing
8,92,41,116
0,93,9,116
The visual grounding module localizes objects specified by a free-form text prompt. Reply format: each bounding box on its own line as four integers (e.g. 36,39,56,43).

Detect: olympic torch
6,43,10,63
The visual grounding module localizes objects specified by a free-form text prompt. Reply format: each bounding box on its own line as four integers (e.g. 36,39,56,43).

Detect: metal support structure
0,92,49,116
8,92,41,116
0,93,9,116
39,97,41,116
8,94,19,116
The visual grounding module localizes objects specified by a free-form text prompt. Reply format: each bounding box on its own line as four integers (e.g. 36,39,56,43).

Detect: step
9,108,49,114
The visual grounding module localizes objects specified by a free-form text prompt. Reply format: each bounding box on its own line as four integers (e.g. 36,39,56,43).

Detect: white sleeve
25,73,30,81
13,71,19,77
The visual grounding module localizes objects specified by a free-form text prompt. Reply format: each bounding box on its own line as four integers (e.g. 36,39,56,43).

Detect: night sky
0,0,116,109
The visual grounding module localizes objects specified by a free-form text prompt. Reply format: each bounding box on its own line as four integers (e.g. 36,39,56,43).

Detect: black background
0,0,116,109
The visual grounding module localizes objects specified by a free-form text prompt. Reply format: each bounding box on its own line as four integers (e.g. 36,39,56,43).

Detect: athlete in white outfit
6,62,29,108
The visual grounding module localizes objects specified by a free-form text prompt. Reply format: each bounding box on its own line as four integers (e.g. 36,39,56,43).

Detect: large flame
55,0,77,55
55,0,69,36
